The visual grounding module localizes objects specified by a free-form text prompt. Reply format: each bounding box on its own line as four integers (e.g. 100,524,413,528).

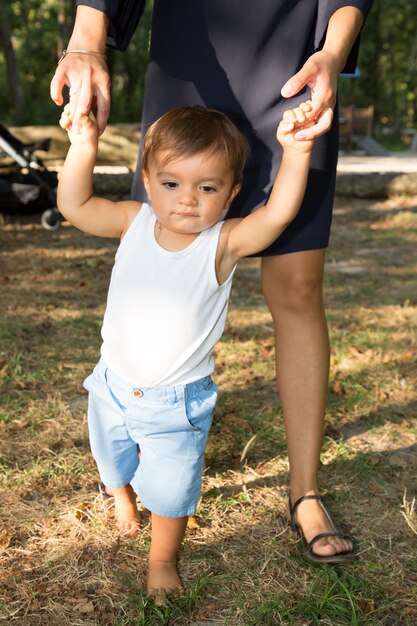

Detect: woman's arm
281,4,371,141
50,1,147,133
50,5,110,135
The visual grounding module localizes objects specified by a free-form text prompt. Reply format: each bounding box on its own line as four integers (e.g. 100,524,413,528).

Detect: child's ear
227,184,241,207
142,170,151,198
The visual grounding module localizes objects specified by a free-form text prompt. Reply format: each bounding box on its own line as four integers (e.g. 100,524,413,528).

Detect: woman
51,0,373,562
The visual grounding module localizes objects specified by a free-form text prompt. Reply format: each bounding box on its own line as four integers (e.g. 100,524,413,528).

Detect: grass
243,566,383,625
0,194,417,625
123,574,214,626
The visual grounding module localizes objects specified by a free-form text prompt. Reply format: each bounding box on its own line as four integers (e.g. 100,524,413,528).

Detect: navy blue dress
76,0,373,255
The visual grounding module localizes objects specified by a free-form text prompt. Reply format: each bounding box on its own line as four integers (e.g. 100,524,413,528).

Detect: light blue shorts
83,359,217,518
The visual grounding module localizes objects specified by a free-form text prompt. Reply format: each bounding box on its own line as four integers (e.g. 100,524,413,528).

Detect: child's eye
200,185,216,193
162,181,178,189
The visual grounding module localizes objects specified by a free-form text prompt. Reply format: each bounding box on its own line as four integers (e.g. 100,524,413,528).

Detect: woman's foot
147,559,184,603
289,492,354,558
106,484,141,536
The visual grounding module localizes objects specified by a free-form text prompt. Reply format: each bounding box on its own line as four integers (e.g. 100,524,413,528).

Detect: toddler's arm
221,101,315,262
57,106,139,238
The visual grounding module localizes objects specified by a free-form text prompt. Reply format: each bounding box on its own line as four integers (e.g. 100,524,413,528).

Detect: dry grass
1,195,417,625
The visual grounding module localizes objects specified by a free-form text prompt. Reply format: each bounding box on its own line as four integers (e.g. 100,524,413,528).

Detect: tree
0,0,24,115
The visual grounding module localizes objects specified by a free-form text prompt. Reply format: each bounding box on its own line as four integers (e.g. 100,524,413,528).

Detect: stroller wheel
41,208,61,231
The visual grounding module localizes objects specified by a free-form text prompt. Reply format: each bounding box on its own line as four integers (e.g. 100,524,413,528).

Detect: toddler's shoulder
120,201,143,239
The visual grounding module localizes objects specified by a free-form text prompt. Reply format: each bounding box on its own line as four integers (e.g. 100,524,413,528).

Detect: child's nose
179,190,198,206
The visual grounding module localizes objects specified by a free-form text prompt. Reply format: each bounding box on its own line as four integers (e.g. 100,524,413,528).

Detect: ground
0,193,417,625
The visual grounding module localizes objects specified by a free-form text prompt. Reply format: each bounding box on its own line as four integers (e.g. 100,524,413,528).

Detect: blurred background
0,0,416,152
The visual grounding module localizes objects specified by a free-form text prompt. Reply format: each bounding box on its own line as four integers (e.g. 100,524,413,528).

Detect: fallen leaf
347,345,374,362
187,516,200,529
75,601,95,613
400,607,417,617
0,366,9,378
75,502,90,521
0,529,12,549
331,380,346,396
388,454,408,469
0,360,8,377
359,600,376,613
367,481,386,495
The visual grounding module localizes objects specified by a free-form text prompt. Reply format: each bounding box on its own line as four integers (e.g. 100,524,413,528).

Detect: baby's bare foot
106,484,141,537
147,560,184,601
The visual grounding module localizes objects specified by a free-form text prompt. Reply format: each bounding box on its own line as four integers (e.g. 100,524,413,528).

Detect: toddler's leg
147,513,188,596
105,484,141,536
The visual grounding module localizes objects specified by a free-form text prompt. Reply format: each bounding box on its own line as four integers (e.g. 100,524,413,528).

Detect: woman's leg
147,514,188,595
261,249,352,556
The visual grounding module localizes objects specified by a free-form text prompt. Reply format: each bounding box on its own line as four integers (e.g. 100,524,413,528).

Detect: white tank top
100,203,235,386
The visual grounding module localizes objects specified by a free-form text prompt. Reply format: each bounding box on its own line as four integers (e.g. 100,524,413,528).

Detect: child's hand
59,104,99,145
277,101,315,152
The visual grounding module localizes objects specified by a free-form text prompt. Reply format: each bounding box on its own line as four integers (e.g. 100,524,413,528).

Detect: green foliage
245,566,384,625
0,0,153,124
340,0,417,137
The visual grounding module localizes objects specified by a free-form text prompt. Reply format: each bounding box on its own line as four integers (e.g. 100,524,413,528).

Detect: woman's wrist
315,48,344,76
322,7,364,75
69,5,108,54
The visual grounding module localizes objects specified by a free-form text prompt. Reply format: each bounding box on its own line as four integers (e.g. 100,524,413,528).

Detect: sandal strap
305,531,351,553
289,494,322,520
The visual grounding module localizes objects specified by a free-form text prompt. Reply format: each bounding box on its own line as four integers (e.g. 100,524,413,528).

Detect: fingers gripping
50,54,111,133
294,106,333,140
282,101,313,128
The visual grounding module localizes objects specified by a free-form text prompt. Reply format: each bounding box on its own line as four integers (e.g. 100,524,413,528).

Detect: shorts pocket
83,360,106,392
104,369,128,412
83,363,127,413
184,378,218,430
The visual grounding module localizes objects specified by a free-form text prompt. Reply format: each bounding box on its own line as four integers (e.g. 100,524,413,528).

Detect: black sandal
289,494,357,564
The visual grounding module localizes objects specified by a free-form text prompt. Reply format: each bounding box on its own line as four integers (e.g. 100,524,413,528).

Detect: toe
116,520,141,537
151,590,169,608
327,535,353,554
310,536,337,557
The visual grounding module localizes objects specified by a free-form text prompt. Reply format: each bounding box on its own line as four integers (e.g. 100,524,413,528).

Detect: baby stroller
0,123,61,230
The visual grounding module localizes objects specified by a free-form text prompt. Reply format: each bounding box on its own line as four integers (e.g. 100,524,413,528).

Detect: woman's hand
51,53,111,136
281,50,340,141
50,6,110,136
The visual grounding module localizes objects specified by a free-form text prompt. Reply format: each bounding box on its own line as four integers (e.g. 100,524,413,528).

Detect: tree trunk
394,24,417,132
0,0,24,114
56,0,70,60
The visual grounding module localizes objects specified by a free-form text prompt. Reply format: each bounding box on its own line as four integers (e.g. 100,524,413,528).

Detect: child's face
142,149,240,234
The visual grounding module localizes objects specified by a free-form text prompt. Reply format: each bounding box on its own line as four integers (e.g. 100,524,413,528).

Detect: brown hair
141,106,250,187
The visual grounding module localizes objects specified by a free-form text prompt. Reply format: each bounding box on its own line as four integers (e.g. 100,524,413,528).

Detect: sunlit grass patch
1,199,417,624
243,566,386,625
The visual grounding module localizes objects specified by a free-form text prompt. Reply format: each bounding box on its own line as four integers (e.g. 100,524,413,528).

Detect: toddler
58,102,315,599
